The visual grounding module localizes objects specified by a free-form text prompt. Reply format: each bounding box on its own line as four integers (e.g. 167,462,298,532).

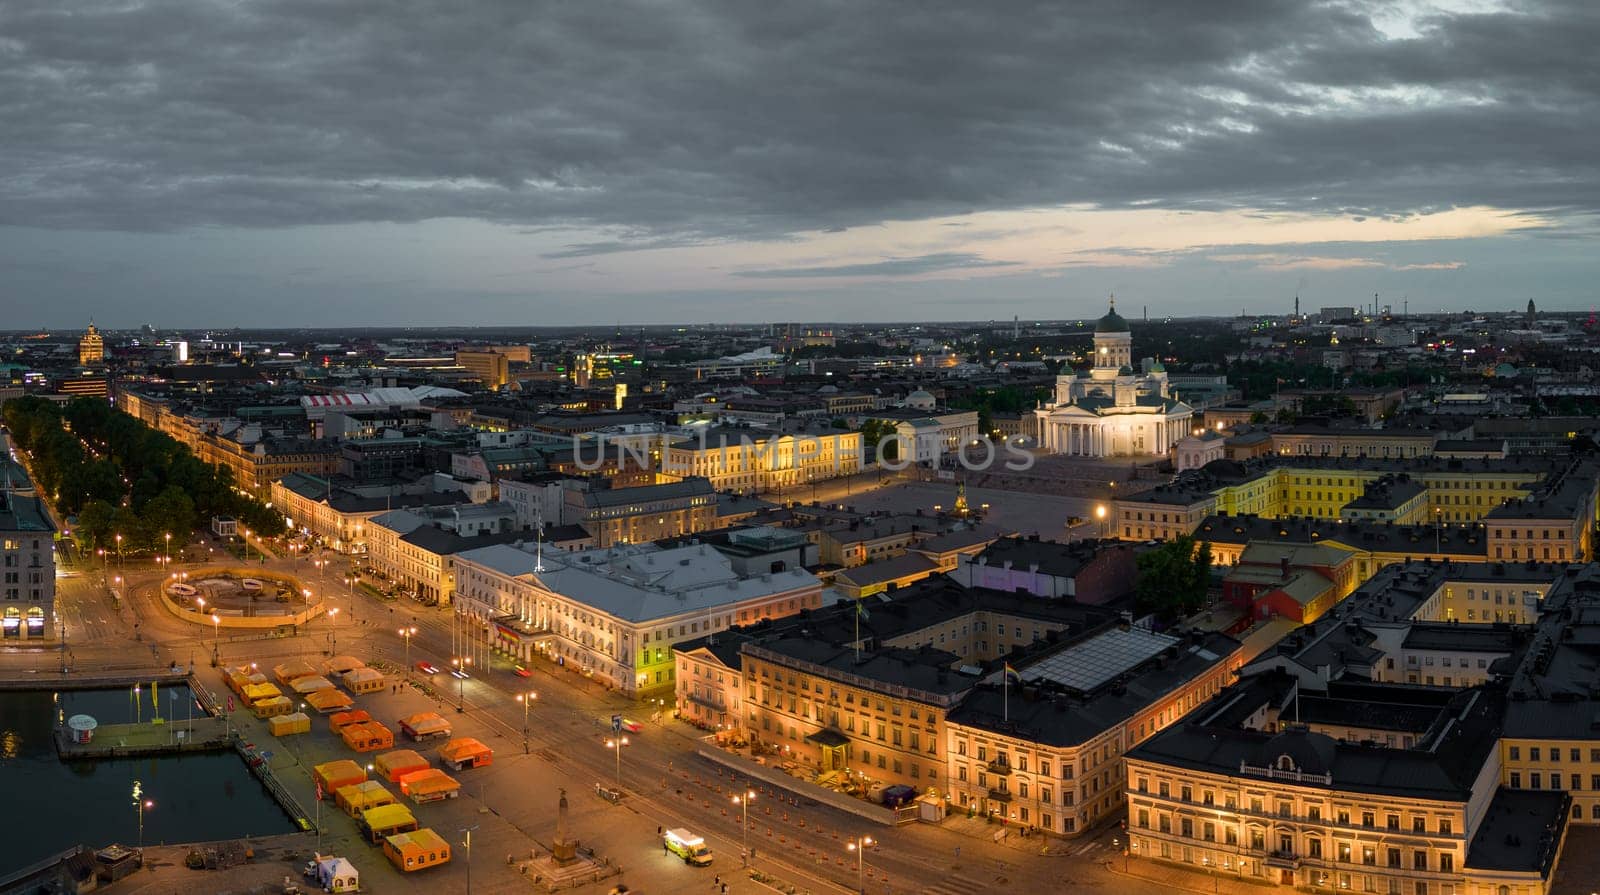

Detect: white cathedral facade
1033,300,1194,457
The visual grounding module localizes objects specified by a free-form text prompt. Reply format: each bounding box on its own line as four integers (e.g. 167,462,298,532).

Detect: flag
150,680,157,712
855,600,869,621
227,695,234,713
1002,662,1022,684
315,778,323,801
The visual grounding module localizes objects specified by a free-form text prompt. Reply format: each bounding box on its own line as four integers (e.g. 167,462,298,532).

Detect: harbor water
0,685,295,873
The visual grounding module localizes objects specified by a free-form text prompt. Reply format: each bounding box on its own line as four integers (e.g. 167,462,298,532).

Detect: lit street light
451,657,471,712
846,835,874,893
210,613,221,666
399,626,417,679
132,781,153,850
605,735,629,791
516,691,537,754
328,607,339,655
732,788,756,864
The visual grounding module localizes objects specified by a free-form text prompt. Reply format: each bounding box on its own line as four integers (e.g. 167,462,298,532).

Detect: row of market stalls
225,657,387,735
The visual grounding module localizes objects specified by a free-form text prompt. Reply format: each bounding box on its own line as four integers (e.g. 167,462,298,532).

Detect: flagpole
1003,671,1009,722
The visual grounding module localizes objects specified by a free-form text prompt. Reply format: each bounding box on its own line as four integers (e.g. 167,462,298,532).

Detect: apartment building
945,626,1242,835
1113,454,1577,543
0,493,55,639
365,503,521,605
1124,676,1565,894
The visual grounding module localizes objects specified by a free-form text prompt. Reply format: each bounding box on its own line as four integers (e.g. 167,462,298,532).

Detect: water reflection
0,687,292,866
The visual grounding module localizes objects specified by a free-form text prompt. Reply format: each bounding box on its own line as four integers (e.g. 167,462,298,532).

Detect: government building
1034,300,1194,457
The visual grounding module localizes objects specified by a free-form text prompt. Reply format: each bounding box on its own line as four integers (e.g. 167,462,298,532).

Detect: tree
1135,535,1212,620
75,499,116,550
858,418,900,462
142,486,197,549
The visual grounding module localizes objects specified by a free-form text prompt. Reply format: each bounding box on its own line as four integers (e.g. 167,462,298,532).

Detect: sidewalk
937,814,1065,857
1104,857,1275,895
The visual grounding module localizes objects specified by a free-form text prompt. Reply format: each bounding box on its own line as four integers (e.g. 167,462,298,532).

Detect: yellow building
945,627,1242,836
454,349,510,390
78,322,104,365
1113,455,1575,543
662,427,861,494
1126,674,1568,895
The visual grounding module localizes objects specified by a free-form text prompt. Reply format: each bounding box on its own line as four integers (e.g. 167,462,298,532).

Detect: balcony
1265,850,1300,869
986,788,1013,803
985,760,1014,775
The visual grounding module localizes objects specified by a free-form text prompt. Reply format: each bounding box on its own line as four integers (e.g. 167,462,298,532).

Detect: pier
54,715,233,759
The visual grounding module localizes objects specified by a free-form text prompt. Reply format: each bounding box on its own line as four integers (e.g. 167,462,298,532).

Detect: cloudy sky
2,0,1596,327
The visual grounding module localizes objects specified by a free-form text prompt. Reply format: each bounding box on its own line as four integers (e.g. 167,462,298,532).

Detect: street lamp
132,781,153,850
399,626,417,679
211,613,221,665
164,532,170,568
605,735,629,790
516,692,537,754
451,657,470,712
732,788,756,864
328,607,339,655
846,835,874,893
115,533,122,568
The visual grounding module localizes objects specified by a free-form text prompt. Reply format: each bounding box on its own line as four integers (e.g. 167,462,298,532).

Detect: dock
54,716,233,759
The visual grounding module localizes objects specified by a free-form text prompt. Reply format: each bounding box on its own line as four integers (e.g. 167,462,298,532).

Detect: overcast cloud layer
1,0,1597,324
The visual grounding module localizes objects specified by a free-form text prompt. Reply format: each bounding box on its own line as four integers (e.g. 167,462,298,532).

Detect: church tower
1092,297,1132,376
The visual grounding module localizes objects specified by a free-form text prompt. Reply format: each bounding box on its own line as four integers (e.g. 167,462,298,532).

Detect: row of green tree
2,396,285,553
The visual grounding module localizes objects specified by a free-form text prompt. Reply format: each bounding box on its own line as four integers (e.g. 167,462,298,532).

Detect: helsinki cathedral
1032,299,1194,457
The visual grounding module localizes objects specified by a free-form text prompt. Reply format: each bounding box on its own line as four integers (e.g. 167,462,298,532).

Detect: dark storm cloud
735,252,1017,278
1,0,1597,237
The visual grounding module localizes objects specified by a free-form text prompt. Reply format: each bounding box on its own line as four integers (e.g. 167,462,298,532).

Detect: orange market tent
273,659,318,685
335,780,396,818
328,710,373,733
397,768,460,803
342,721,395,753
322,655,365,676
382,828,450,872
342,666,385,694
224,668,253,695
242,682,282,703
375,750,430,783
268,712,311,736
290,675,337,695
438,737,493,771
305,688,354,714
359,803,418,844
251,695,293,719
313,760,367,799
398,712,451,741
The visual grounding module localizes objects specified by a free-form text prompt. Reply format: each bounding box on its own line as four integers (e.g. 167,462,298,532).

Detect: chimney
1280,557,1291,580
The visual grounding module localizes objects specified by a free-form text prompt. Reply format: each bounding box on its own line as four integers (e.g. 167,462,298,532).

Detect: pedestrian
663,843,668,856
657,826,663,835
721,885,727,894
714,875,721,887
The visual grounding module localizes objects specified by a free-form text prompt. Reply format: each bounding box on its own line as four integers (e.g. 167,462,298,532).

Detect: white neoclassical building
1034,300,1194,457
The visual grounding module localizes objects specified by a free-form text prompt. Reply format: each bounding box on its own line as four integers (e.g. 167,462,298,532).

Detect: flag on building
1002,662,1022,684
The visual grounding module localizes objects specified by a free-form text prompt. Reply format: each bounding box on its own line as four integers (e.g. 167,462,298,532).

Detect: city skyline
3,0,1597,325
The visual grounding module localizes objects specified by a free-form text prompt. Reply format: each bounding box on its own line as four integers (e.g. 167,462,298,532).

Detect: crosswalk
922,872,991,895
